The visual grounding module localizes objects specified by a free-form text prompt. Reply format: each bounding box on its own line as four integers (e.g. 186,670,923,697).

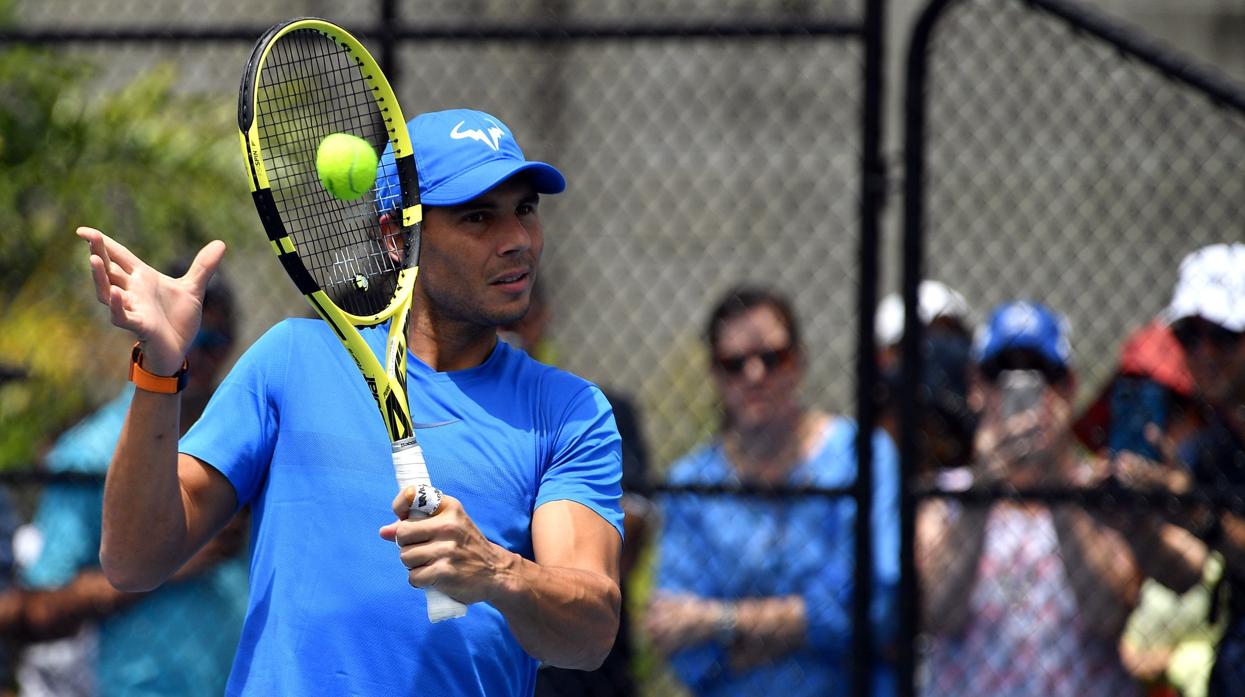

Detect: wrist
483,544,523,606
712,601,737,645
129,342,189,394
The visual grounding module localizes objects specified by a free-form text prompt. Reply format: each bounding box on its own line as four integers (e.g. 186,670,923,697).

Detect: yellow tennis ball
316,133,378,201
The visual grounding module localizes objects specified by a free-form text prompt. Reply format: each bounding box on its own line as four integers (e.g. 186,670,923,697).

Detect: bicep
532,499,621,585
177,453,240,554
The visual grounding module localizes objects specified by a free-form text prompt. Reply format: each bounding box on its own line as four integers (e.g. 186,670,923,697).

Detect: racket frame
238,17,467,622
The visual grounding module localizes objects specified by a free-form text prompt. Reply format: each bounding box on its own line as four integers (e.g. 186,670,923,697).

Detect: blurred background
0,0,1242,695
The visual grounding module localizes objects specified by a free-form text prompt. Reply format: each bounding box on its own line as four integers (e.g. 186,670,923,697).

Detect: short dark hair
705,285,801,354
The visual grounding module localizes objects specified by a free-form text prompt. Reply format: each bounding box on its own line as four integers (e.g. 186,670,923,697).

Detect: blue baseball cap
376,108,565,210
973,301,1072,371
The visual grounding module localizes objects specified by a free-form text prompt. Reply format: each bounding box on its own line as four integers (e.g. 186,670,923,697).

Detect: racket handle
393,441,469,622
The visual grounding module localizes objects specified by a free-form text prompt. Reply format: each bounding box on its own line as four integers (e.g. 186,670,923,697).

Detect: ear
379,213,403,263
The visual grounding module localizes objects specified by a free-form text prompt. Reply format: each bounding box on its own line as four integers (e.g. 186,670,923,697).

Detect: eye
460,211,488,224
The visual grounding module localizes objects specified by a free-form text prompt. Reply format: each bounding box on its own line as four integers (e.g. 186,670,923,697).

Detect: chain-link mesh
3,0,1244,694
910,1,1245,696
0,0,872,695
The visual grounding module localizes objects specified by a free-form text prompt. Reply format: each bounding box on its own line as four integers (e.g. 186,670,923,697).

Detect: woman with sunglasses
644,285,900,697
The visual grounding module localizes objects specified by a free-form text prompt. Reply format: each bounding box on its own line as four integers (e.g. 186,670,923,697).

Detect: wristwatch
714,602,738,645
128,342,189,394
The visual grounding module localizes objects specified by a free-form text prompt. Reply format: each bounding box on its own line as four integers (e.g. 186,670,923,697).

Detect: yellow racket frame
238,17,421,443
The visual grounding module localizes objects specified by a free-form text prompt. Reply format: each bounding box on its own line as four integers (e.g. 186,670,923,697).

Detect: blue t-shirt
180,318,624,697
24,385,249,697
654,418,899,697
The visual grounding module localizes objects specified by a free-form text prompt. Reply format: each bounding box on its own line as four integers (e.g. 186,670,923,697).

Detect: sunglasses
714,345,796,376
1172,318,1244,352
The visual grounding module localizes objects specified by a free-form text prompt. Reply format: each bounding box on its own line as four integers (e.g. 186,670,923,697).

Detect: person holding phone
918,300,1145,697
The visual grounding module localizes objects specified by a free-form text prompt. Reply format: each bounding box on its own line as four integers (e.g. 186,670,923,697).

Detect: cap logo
450,119,505,152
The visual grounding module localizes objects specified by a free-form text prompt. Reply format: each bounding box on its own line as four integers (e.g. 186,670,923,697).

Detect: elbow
98,546,165,593
550,584,622,670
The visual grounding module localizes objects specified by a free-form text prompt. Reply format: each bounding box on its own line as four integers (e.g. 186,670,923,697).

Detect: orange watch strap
128,342,189,394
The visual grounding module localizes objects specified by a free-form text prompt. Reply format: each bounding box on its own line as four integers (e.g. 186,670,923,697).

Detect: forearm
22,571,141,641
726,596,806,667
1054,507,1140,638
486,548,621,669
101,390,192,590
1123,517,1206,593
918,501,987,634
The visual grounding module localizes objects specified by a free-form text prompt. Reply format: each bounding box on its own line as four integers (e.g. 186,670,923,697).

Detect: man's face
1175,317,1245,407
415,173,543,328
711,305,802,430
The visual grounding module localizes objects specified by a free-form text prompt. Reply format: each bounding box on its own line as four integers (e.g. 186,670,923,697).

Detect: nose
497,213,534,256
740,355,767,382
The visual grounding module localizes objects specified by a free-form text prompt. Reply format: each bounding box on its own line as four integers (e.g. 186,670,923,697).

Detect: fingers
390,485,446,519
77,226,141,274
183,240,227,295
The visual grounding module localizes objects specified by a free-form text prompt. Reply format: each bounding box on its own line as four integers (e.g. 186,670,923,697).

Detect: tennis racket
237,17,467,622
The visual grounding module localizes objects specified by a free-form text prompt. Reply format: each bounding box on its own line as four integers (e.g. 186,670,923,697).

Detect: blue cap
973,301,1072,370
376,108,566,210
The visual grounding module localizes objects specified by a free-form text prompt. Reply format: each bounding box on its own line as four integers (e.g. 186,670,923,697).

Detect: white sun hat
1165,243,1245,332
875,280,971,347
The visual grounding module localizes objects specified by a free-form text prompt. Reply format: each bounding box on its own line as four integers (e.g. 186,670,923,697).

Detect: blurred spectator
874,280,972,375
501,282,653,697
3,261,249,697
0,494,18,697
875,282,977,478
645,285,899,696
1158,243,1245,697
918,300,1143,697
1074,320,1216,697
0,367,26,695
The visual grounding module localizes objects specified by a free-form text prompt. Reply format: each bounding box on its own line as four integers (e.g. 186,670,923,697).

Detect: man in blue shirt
76,109,624,696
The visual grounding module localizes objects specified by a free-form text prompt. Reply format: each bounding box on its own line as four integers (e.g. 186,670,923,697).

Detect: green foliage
0,44,254,469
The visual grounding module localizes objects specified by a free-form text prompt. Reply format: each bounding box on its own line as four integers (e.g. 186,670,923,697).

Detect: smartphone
998,369,1045,421
1108,376,1168,460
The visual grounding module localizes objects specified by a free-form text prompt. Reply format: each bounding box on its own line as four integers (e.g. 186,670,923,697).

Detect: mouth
489,269,531,293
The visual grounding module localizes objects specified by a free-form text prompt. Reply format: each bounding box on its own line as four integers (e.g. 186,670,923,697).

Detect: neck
406,308,499,372
724,409,826,482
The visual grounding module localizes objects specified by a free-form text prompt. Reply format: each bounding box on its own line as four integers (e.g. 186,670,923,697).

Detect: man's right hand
77,227,225,374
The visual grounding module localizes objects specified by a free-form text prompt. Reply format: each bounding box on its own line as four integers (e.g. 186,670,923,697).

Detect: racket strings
254,28,405,317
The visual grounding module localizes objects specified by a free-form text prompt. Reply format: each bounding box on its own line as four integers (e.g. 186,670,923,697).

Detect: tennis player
77,109,624,696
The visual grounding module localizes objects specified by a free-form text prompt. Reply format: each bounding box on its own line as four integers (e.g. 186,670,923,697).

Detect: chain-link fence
903,1,1245,696
1,0,1244,695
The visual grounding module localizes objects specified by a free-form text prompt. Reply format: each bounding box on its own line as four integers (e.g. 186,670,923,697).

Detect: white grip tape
391,441,469,622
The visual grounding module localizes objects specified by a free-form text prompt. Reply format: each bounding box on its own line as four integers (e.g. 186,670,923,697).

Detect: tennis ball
316,133,378,201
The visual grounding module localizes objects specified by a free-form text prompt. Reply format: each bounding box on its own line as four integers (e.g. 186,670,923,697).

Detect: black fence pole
899,1,956,695
854,1,886,696
379,0,398,86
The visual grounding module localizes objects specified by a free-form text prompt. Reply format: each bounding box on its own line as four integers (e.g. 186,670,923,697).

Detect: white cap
876,280,971,346
1165,243,1245,332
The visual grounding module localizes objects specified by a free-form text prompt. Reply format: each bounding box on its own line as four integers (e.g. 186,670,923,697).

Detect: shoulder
496,342,605,409
667,443,727,485
229,318,342,373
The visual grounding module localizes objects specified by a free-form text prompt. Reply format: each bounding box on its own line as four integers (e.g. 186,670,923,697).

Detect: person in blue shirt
75,108,624,697
9,265,248,697
644,285,900,697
